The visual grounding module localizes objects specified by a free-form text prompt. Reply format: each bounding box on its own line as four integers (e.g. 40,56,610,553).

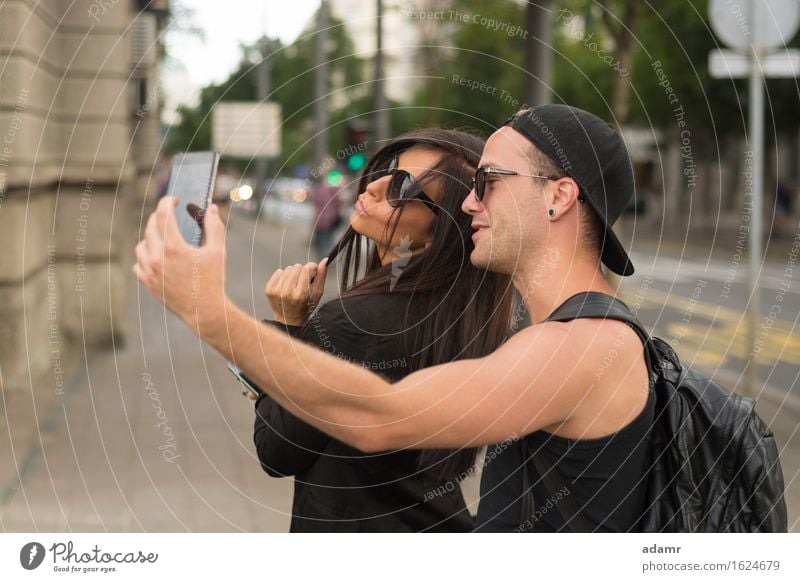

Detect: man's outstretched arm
134,198,587,451
203,298,584,452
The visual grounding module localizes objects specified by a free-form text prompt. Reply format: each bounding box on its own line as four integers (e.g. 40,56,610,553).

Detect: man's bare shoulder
520,318,650,439
508,317,640,348
504,317,645,375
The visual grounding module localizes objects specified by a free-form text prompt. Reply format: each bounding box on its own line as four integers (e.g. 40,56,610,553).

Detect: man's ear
551,177,581,216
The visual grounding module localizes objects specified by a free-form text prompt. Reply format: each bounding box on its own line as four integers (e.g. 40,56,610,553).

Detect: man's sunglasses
472,166,574,203
381,156,440,216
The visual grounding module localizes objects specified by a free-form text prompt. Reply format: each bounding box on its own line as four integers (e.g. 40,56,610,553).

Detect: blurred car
261,176,314,225
265,177,309,203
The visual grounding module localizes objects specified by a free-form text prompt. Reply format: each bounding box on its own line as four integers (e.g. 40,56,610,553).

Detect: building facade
327,0,421,104
0,0,168,392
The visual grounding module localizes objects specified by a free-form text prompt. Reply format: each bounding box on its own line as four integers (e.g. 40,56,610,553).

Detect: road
622,245,799,406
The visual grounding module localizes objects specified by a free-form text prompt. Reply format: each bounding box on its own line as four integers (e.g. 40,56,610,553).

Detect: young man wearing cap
134,105,653,532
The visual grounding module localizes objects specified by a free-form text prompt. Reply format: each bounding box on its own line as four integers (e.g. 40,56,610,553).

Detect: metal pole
313,0,329,171
746,4,764,400
525,0,553,107
373,0,389,146
255,38,274,210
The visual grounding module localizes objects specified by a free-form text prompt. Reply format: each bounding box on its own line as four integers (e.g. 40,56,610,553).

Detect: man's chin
472,249,518,276
469,249,497,272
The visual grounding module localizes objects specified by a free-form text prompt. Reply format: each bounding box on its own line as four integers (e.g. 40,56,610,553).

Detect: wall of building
0,0,164,392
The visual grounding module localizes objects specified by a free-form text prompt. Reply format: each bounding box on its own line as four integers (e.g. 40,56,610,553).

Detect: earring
548,208,556,217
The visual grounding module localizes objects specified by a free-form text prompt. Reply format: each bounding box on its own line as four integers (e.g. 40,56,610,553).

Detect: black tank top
475,384,655,532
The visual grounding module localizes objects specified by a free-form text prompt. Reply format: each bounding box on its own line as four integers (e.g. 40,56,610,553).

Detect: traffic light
346,152,366,172
344,121,369,172
327,170,344,186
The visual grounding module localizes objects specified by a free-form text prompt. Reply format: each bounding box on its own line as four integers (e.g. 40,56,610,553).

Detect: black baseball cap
504,104,635,276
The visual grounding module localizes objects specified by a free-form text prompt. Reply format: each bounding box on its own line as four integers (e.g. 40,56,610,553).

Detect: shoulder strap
546,291,659,376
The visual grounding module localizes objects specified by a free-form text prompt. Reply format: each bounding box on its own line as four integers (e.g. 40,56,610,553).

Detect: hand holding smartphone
227,363,264,398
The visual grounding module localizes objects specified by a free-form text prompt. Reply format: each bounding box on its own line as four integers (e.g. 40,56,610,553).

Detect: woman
252,129,514,532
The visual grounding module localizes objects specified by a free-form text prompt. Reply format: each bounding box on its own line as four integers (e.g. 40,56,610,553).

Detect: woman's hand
265,258,328,326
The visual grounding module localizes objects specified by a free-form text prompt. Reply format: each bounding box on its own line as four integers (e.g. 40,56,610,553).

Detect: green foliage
553,0,800,135
627,0,738,131
400,0,527,135
401,0,799,138
551,5,615,118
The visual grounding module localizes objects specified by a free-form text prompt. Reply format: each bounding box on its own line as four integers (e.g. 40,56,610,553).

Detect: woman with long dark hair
251,128,514,532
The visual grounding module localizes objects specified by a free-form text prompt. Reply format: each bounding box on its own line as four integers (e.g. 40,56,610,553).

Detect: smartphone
167,151,221,246
227,362,264,397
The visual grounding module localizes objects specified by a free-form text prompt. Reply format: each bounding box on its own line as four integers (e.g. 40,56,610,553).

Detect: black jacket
254,293,474,532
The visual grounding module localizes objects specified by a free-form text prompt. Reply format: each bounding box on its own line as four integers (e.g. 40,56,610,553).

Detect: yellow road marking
619,287,800,367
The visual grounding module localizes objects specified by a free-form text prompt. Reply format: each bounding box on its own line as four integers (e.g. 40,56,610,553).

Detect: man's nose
461,187,482,215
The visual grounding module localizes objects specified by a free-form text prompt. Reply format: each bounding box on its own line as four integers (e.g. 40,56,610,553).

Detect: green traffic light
346,153,367,172
327,171,344,186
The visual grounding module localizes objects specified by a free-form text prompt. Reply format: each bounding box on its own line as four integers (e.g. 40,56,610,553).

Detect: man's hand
264,259,328,326
133,196,228,334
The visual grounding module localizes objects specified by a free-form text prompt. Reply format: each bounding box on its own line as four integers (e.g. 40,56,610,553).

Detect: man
134,105,652,532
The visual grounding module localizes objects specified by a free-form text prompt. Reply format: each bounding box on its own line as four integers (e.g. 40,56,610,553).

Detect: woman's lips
355,198,367,216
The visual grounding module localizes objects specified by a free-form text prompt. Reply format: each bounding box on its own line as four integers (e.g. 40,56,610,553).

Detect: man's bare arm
205,299,395,452
203,299,587,452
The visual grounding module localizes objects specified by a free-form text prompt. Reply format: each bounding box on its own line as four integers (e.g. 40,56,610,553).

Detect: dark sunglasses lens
387,172,407,207
475,170,485,201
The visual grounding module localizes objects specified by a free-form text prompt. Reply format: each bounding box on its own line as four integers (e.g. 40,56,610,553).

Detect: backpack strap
545,291,659,380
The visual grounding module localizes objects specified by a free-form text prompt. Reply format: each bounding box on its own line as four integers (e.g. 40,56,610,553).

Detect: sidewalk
0,208,307,532
618,214,800,266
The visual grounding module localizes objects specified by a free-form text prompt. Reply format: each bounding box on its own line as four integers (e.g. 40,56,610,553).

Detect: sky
164,1,321,105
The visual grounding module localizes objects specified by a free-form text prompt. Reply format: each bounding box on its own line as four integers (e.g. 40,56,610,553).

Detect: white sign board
709,0,800,50
710,48,800,77
212,102,282,158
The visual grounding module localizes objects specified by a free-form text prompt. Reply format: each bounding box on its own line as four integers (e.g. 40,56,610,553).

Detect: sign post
709,0,800,398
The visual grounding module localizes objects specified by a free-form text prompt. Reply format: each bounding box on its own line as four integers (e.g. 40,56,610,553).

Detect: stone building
0,0,168,392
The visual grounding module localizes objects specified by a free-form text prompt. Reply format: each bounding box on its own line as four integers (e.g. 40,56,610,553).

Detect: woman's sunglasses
382,156,440,216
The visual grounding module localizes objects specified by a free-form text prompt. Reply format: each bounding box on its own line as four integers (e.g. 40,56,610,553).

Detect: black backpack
544,291,788,532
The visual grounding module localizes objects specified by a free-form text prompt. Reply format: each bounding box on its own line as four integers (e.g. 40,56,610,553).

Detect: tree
595,0,640,126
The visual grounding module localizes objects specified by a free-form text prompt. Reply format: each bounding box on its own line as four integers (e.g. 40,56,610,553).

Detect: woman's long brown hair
324,128,514,482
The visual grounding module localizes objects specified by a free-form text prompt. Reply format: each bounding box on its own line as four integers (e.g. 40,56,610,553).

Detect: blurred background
0,0,798,532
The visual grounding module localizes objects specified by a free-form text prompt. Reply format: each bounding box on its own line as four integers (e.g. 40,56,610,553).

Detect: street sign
212,102,282,158
709,0,800,51
709,48,800,77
